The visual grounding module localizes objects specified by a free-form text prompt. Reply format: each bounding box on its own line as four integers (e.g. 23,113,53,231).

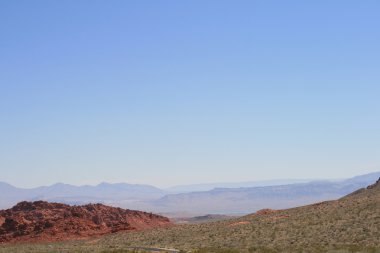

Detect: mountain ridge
139,172,380,215
1,172,379,216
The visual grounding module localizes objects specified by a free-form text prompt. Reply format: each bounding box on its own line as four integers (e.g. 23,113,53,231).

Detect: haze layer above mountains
1,172,379,216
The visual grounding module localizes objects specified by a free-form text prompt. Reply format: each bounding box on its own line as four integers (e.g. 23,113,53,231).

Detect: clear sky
1,0,379,188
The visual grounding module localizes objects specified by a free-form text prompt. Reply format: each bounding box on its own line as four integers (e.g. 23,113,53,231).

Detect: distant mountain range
1,172,380,216
129,172,380,215
0,182,165,209
165,179,312,193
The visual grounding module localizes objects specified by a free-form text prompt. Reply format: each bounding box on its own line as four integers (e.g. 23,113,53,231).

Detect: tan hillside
98,177,380,252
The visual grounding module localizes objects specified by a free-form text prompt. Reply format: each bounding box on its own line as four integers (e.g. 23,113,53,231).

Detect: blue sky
1,0,379,188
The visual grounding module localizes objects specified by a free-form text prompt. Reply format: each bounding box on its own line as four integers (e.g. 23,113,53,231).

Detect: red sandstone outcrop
0,201,172,243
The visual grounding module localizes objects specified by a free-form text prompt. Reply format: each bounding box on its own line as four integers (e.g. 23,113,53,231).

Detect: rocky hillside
0,201,171,243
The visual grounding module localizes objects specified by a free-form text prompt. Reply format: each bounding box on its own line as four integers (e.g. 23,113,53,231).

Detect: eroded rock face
0,201,171,243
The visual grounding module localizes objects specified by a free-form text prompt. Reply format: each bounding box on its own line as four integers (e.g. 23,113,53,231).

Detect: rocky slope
0,201,171,243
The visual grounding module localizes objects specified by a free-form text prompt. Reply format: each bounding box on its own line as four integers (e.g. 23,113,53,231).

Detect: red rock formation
0,201,172,243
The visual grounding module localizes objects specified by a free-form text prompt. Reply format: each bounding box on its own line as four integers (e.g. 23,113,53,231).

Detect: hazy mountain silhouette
137,172,380,215
1,172,379,216
0,182,165,209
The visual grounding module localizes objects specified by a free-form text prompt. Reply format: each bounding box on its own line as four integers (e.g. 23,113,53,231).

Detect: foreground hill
0,201,171,243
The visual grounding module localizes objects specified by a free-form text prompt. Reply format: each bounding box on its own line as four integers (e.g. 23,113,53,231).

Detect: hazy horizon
1,1,379,188
2,170,379,190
